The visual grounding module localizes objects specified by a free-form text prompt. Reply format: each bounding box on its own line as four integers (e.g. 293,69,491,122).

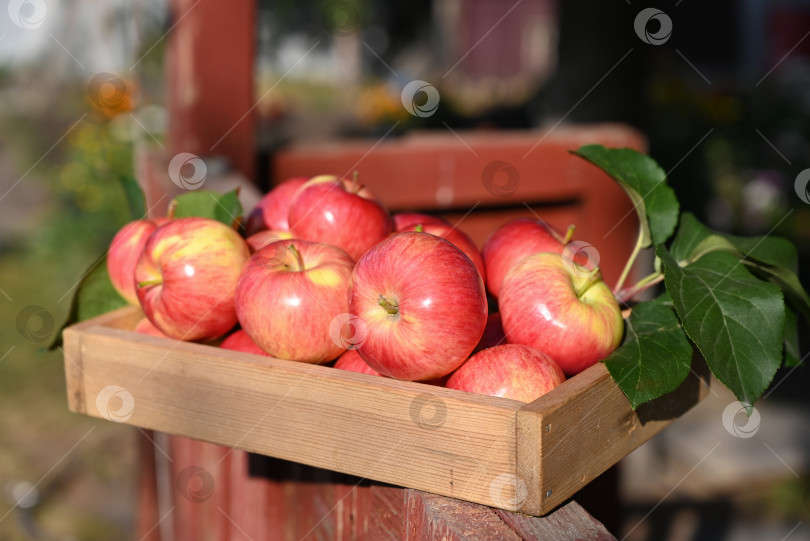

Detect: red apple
474,312,505,352
349,231,488,381
245,230,294,252
220,329,269,356
499,253,623,376
481,218,565,297
393,212,450,231
108,219,166,304
243,208,267,237
288,175,392,260
133,316,169,338
135,217,250,341
334,349,381,376
446,344,565,402
245,177,308,234
423,375,450,387
235,239,354,363
333,350,450,385
400,223,485,281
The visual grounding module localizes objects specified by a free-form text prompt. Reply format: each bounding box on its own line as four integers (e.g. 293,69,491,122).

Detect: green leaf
743,261,810,322
169,189,243,227
604,299,693,409
49,256,129,350
670,213,708,262
729,235,798,272
783,305,800,367
120,174,147,220
658,247,784,406
670,213,810,321
573,145,679,246
725,235,799,273
672,213,798,271
670,213,735,263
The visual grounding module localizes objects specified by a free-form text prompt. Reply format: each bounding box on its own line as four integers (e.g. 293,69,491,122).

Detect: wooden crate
63,306,709,516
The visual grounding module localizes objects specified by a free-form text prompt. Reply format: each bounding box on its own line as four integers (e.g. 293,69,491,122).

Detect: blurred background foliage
0,4,165,539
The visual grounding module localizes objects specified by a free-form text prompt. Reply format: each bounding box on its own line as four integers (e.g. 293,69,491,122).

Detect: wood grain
406,491,521,540
67,306,707,517
165,0,255,179
68,310,522,511
518,356,710,515
137,443,618,541
62,306,142,414
495,504,616,541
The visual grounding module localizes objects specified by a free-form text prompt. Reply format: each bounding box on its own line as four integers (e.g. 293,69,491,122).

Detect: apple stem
575,271,603,299
415,224,424,233
616,272,664,304
137,279,162,288
613,225,644,293
350,171,360,193
563,224,575,245
377,294,399,315
547,222,574,245
288,244,305,271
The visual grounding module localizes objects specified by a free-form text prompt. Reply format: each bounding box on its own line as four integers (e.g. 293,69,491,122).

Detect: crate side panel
74,328,521,510
530,361,709,513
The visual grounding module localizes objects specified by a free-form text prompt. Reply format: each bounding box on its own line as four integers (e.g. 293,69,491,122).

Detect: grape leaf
603,299,693,409
658,247,784,406
573,145,679,246
169,189,243,227
49,257,128,350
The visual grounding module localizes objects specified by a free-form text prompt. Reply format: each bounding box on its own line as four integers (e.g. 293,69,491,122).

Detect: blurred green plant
0,98,142,541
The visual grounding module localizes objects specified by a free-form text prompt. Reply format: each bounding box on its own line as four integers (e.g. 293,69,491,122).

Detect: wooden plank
166,0,256,180
67,305,707,517
69,321,522,511
363,487,615,540
63,324,87,415
65,305,142,332
495,502,616,541
62,306,142,413
406,491,521,540
136,430,161,541
226,450,276,540
435,206,581,249
518,354,710,515
137,439,618,540
273,125,645,210
198,439,232,541
365,486,405,540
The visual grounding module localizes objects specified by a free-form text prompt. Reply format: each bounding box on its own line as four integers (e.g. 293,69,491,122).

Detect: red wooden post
139,442,615,540
136,430,161,541
166,0,256,180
